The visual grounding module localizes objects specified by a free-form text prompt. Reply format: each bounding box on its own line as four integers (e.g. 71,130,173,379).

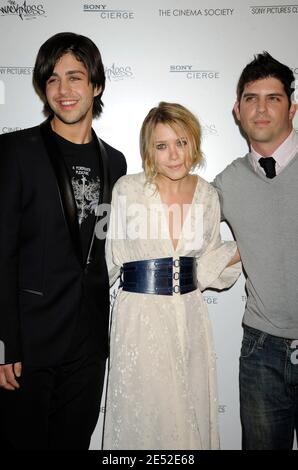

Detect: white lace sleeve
105,184,122,287
196,191,241,291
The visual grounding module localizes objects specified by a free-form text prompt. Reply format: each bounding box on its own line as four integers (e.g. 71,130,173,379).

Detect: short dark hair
237,51,295,107
33,32,105,118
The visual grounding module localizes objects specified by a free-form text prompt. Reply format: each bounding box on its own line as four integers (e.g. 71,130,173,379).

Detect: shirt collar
250,129,298,172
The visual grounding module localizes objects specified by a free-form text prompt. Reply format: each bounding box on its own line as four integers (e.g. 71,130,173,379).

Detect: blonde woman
103,102,240,450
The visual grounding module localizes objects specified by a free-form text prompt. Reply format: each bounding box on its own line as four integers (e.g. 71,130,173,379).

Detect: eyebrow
155,136,187,142
242,92,284,98
49,70,86,77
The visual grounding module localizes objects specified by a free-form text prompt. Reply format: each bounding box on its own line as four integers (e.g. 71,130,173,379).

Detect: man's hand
0,362,22,390
227,248,241,267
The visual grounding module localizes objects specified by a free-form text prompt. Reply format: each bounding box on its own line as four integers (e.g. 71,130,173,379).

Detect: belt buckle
173,285,180,294
173,258,180,294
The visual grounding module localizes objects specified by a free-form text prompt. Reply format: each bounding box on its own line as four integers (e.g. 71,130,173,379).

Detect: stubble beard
52,108,90,126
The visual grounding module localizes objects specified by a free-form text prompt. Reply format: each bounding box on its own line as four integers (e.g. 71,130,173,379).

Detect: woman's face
153,122,191,182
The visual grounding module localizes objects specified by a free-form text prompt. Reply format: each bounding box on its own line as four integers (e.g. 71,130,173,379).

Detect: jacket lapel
39,119,84,267
85,132,111,266
93,129,111,206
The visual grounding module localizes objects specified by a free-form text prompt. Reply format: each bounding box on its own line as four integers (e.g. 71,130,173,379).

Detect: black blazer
0,119,126,367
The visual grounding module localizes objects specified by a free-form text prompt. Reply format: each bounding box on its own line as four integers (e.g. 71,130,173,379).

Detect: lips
168,164,183,170
58,100,78,109
254,120,270,126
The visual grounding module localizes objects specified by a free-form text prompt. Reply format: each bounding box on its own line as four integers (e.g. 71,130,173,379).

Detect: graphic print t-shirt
54,132,101,262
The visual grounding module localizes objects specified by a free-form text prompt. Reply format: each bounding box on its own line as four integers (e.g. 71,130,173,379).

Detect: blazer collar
91,128,111,206
40,119,83,267
85,129,112,266
39,119,111,268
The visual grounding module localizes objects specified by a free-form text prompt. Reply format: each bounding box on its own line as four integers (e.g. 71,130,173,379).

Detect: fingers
0,363,21,390
14,362,22,378
0,368,15,390
0,365,14,390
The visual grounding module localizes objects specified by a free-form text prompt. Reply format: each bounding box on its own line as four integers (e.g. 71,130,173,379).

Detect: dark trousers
240,325,298,450
0,350,106,450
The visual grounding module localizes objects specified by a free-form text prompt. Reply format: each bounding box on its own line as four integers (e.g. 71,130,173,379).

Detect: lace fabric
103,172,240,450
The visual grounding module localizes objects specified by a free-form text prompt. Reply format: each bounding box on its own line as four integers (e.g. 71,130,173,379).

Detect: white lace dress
103,172,240,450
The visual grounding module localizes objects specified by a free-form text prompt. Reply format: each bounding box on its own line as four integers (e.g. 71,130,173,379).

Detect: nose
58,78,71,96
256,97,267,114
169,144,179,160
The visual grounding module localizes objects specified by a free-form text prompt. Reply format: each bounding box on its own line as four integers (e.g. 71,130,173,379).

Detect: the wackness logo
249,4,298,14
0,66,34,75
105,63,134,81
0,0,46,20
83,4,134,19
159,8,234,17
170,65,219,80
201,123,219,137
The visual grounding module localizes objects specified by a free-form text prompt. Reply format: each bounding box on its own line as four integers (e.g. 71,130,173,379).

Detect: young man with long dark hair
0,32,126,450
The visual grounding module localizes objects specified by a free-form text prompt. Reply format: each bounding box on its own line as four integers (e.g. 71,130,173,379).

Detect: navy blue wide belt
120,257,197,295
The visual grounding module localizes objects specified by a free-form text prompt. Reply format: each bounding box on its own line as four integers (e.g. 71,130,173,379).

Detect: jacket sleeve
118,152,127,179
0,135,22,364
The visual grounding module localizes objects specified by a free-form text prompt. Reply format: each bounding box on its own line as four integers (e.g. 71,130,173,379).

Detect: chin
55,113,83,125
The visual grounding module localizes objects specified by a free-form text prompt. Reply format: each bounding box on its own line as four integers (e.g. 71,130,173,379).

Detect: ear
289,102,297,121
93,85,102,98
233,101,241,121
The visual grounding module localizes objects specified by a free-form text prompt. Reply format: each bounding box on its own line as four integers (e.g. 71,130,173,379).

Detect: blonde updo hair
140,101,203,185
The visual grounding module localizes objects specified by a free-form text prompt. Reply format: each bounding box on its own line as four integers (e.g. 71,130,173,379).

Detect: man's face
45,52,100,126
234,77,296,153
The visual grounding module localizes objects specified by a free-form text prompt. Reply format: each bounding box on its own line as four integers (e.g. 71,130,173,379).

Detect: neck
251,128,292,157
156,174,192,194
50,116,93,144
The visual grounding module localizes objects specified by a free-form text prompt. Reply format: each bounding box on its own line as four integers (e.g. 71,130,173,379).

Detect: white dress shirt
249,129,298,177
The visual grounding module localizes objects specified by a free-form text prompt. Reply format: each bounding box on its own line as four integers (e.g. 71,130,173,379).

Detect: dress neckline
156,175,200,253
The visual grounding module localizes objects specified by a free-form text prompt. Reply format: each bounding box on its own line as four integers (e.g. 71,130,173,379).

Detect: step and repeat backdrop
1,0,297,450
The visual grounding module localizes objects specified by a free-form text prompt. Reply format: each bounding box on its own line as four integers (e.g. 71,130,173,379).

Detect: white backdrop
0,0,297,450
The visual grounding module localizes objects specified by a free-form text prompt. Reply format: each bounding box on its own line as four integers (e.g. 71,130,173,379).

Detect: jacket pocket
240,336,256,358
